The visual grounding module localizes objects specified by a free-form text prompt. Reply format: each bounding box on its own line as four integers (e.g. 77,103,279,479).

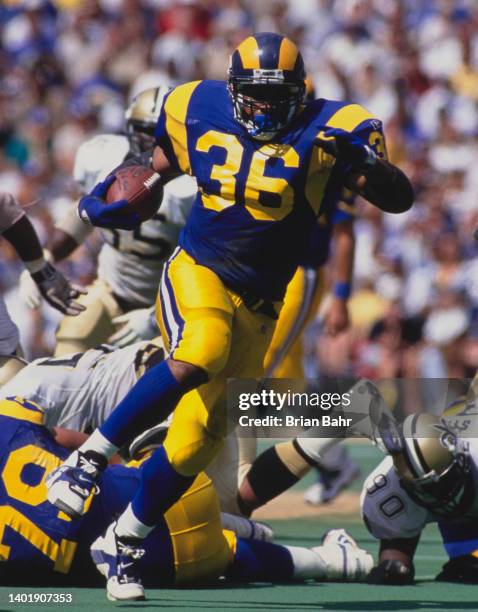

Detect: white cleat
315,529,373,581
321,528,359,549
91,522,145,601
46,450,105,519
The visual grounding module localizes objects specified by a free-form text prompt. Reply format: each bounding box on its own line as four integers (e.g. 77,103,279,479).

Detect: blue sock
438,521,478,557
100,360,184,448
227,538,294,582
131,446,194,526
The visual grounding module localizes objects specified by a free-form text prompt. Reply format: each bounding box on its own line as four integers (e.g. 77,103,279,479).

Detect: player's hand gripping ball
105,165,163,222
78,167,163,230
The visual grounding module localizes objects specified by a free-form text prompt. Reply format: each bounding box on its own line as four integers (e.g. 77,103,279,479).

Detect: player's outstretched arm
351,159,414,214
1,194,86,316
51,427,89,449
19,208,92,309
316,128,414,213
324,218,354,336
48,208,92,262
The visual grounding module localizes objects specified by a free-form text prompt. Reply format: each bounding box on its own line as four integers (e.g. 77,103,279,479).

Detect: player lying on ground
0,341,165,431
0,191,85,383
0,340,269,537
18,87,196,355
361,405,478,585
46,32,414,600
234,378,390,516
0,342,382,530
0,396,372,598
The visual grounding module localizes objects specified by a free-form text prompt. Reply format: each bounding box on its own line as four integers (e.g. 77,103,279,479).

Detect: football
105,164,163,222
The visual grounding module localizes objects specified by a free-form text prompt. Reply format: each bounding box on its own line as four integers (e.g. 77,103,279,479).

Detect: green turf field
1,443,475,612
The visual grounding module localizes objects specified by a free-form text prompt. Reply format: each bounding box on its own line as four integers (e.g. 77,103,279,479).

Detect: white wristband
58,205,93,240
77,204,92,226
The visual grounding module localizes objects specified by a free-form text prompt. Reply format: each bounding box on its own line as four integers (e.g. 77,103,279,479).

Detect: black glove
315,128,377,172
31,263,86,316
436,555,478,583
368,560,415,585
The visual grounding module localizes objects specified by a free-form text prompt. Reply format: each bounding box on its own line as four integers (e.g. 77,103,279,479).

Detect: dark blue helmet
228,32,306,140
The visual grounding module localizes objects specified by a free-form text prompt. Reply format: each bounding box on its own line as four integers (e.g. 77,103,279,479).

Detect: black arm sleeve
2,215,44,262
357,159,414,214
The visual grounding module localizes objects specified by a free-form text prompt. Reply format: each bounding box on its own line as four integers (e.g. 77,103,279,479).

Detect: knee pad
170,309,232,377
165,428,224,477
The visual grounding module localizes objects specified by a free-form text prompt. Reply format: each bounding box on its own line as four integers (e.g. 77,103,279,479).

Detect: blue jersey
156,80,386,300
0,397,79,577
0,397,174,585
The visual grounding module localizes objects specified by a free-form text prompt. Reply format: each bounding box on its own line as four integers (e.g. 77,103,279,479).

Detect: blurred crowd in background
2,0,478,384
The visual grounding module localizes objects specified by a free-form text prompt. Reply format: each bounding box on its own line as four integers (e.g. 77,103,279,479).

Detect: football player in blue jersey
0,396,373,598
47,32,414,599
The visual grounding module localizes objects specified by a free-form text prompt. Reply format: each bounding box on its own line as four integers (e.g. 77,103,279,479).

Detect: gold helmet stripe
278,37,299,71
237,36,261,69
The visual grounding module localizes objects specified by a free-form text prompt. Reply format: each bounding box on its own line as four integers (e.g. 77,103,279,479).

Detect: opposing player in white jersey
361,409,478,585
0,339,257,523
0,191,85,384
0,340,276,542
19,87,196,355
0,340,165,432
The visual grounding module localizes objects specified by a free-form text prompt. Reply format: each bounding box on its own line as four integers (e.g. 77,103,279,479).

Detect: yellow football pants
163,472,236,585
156,248,280,476
263,266,325,379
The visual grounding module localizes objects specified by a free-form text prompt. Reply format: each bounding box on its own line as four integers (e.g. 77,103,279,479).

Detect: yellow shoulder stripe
0,397,45,425
326,104,375,132
164,80,202,174
164,81,202,123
